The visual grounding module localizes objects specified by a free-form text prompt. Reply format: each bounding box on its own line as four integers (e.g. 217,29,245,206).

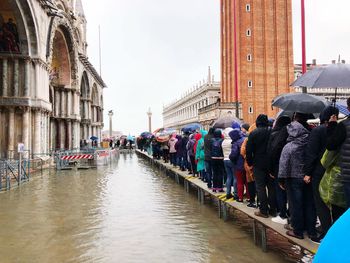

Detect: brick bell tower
220,0,294,124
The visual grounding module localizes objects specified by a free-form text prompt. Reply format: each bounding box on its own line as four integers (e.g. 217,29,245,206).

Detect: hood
194,133,202,141
213,129,222,138
287,121,310,143
229,129,243,141
200,129,208,138
248,123,256,134
274,116,291,130
319,106,339,124
256,114,268,127
208,127,215,135
223,127,233,139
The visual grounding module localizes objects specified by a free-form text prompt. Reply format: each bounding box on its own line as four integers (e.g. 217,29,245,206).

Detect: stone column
67,120,72,150
7,108,15,158
72,121,77,149
67,91,71,117
24,59,30,97
60,90,65,117
33,109,41,155
50,119,55,151
2,59,8,96
59,120,65,149
13,59,19,97
83,101,87,119
22,108,30,157
54,90,60,117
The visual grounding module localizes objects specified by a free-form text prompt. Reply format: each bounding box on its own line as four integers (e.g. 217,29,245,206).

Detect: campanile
221,0,294,124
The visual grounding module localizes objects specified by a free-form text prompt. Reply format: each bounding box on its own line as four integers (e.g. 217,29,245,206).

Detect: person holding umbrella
304,106,345,242
326,97,350,208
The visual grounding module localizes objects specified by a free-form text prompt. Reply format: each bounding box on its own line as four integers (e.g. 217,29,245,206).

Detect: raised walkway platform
136,149,318,260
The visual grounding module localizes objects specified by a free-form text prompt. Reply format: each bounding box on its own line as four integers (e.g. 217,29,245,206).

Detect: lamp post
108,110,113,137
147,107,152,133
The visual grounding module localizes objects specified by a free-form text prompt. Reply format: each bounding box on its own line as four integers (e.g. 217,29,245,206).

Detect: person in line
180,132,190,171
211,129,225,192
168,134,178,166
267,115,291,225
246,114,275,218
279,113,317,240
204,128,215,188
186,134,197,176
326,97,350,209
229,125,247,202
241,124,257,208
196,130,208,181
161,142,169,163
304,106,345,242
193,133,202,178
222,127,236,199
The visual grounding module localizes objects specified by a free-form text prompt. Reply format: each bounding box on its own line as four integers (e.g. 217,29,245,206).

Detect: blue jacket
229,129,245,171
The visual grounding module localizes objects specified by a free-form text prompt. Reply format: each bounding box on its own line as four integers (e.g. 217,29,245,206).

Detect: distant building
221,1,294,124
101,130,123,140
163,68,223,131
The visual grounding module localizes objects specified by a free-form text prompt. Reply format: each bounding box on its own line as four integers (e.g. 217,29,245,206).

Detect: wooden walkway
136,150,318,258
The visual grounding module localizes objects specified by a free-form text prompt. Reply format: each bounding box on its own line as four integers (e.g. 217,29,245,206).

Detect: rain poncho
196,130,207,172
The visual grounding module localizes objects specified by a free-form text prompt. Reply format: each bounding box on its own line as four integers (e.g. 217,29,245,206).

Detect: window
247,54,252,61
246,29,251,36
248,80,253,88
248,106,254,114
246,4,251,12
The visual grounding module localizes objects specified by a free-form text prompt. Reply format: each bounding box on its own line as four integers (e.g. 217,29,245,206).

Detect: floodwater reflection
0,153,286,263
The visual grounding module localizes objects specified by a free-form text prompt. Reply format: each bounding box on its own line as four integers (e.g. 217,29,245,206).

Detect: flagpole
301,0,306,74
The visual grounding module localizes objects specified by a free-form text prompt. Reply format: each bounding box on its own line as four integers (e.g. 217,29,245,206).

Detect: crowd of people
137,98,350,244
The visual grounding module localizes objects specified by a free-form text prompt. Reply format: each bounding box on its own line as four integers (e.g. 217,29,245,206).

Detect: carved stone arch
4,0,38,55
91,83,98,105
80,71,90,98
47,17,78,88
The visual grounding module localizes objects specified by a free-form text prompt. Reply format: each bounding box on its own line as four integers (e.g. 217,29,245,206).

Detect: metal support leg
218,200,222,218
253,220,258,246
197,187,201,202
222,203,228,221
200,189,205,204
261,225,267,252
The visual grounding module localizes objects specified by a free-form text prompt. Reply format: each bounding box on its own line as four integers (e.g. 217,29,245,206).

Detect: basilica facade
0,0,106,158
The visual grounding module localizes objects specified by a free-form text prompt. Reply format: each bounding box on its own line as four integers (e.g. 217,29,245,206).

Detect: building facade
0,0,106,158
221,0,294,124
163,69,221,131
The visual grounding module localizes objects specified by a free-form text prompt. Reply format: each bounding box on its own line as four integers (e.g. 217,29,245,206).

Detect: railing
0,158,30,191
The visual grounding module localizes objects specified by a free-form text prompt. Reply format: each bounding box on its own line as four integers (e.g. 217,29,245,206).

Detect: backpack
211,138,223,157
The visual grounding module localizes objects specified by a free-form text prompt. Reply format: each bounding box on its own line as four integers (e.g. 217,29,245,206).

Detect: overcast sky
83,0,350,135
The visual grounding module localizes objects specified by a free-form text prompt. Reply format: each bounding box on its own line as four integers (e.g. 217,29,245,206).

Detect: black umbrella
212,114,241,129
272,93,329,114
291,63,350,103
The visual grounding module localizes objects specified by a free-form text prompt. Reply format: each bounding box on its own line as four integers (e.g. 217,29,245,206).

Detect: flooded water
0,153,286,263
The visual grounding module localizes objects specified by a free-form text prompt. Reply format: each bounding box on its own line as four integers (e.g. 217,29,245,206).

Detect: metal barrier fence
0,158,30,191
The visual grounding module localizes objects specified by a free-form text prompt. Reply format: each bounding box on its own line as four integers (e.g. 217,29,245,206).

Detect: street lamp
147,107,152,133
108,110,113,137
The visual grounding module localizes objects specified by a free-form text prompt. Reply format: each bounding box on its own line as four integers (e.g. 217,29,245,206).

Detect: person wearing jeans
224,159,237,199
279,116,317,240
222,128,236,199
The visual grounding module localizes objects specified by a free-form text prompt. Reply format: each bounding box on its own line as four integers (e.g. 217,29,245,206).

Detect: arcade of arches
0,0,106,158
